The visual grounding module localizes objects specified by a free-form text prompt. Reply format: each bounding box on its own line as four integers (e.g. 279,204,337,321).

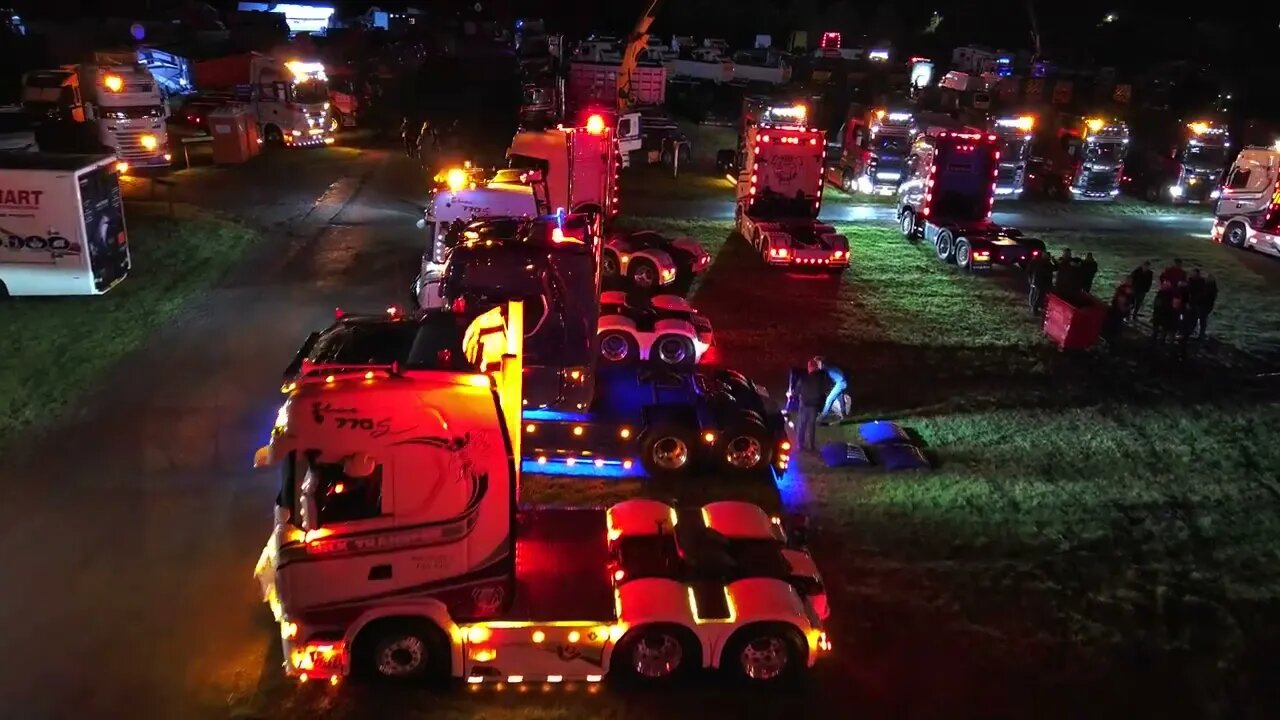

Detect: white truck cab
1212,147,1280,256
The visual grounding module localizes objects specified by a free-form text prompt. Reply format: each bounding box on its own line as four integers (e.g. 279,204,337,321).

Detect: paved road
626,196,1216,236
0,146,426,720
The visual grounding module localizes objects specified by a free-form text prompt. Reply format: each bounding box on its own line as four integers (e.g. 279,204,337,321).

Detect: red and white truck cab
507,114,618,228
733,104,850,271
254,303,830,687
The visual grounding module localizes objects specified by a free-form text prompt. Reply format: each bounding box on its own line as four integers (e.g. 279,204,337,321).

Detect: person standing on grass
1160,257,1187,287
794,360,827,451
1081,252,1099,294
1191,271,1218,339
1174,295,1197,361
1151,280,1175,344
1129,260,1154,320
1103,278,1133,343
813,356,850,424
1027,250,1054,315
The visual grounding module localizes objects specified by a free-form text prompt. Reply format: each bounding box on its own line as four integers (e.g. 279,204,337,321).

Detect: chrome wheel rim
603,254,619,277
652,437,690,470
631,632,683,678
956,244,969,267
901,213,912,235
725,436,763,469
657,338,689,365
377,636,425,677
600,334,631,362
739,636,788,680
633,265,656,288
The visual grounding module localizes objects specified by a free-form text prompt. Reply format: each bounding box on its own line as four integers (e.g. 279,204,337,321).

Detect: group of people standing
1108,258,1218,351
1026,248,1100,314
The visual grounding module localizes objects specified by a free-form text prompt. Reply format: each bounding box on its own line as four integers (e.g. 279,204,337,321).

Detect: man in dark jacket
794,360,827,451
1080,252,1099,293
1028,250,1055,315
1190,271,1218,339
1129,261,1154,320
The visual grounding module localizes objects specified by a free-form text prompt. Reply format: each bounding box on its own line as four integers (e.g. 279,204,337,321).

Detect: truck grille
1082,170,1117,192
113,128,166,165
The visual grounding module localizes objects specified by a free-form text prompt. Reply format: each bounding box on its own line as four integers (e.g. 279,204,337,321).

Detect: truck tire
639,421,698,480
629,258,659,289
899,209,917,240
353,617,450,683
934,229,955,263
263,124,284,146
611,624,701,686
0,280,9,299
841,171,855,194
653,334,695,367
602,250,622,279
722,622,806,684
598,330,639,364
1224,221,1248,249
717,417,773,476
954,238,973,271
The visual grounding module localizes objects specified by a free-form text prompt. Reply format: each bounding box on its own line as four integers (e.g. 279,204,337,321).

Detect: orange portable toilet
208,106,256,164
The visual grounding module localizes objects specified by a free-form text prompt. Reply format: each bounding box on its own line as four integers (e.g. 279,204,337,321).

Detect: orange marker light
586,114,606,135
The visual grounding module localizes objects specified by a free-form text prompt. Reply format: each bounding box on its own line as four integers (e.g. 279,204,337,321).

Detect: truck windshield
875,136,909,155
306,314,470,371
292,79,329,105
1183,144,1227,169
1000,137,1029,161
100,106,164,120
1086,141,1124,164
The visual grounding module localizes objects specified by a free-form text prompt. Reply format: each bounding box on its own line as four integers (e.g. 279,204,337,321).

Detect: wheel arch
346,601,460,677
712,619,810,670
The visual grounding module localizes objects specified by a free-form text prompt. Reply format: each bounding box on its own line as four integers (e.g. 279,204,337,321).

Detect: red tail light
451,297,466,313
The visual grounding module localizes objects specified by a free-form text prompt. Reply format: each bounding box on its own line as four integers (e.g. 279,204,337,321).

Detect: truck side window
314,460,384,524
1224,167,1252,190
618,117,634,138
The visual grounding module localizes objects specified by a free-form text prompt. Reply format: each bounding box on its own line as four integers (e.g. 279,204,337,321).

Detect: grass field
0,203,257,437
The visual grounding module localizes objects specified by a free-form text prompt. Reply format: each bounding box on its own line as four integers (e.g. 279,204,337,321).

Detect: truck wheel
629,258,659,289
934,229,955,263
899,209,916,240
0,280,9,299
354,618,450,683
1224,221,1248,248
639,422,697,480
954,239,972,271
718,418,773,475
1145,185,1161,204
612,624,700,686
599,331,639,364
264,124,284,146
722,623,805,684
841,172,855,193
653,334,695,367
602,250,621,279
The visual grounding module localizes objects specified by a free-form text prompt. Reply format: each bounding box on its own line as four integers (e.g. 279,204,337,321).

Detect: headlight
1168,185,1183,197
140,134,158,151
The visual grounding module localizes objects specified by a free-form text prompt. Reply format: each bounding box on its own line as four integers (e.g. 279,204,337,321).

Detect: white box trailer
0,153,131,297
